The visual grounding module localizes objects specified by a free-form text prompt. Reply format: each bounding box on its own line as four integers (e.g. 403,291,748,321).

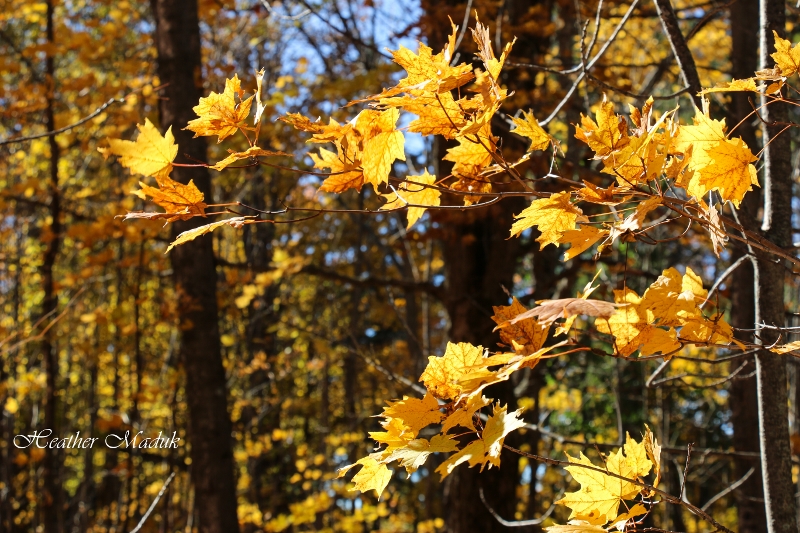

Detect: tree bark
754,1,797,531
439,197,527,533
149,1,240,532
41,0,63,530
728,0,767,530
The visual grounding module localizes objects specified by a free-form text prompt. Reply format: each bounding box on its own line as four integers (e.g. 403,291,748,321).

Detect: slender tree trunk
439,196,526,533
728,0,767,530
41,1,62,530
149,1,240,532
754,1,797,531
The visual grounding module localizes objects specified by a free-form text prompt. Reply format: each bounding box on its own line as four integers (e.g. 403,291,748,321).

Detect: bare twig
479,486,561,527
541,0,640,126
450,0,474,65
701,467,755,511
702,255,750,309
128,472,176,533
652,0,702,107
679,443,693,500
0,97,128,146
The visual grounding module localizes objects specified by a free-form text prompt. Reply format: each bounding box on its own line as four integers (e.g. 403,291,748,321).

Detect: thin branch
299,264,444,300
450,0,474,65
652,0,702,107
701,255,749,309
479,486,561,527
701,467,755,511
679,443,693,501
128,472,176,533
0,96,128,146
541,0,641,126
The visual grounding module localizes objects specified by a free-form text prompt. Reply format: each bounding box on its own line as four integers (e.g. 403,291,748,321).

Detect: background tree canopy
2,1,800,533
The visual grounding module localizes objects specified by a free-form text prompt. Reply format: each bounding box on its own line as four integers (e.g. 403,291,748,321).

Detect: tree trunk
439,197,526,533
754,1,797,531
728,0,767,530
149,1,240,532
41,0,62,530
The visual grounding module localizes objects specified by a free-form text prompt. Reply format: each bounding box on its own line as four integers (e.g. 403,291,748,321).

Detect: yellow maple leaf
420,342,485,400
435,403,525,478
576,182,631,206
134,175,207,222
186,74,254,143
557,435,653,526
619,433,652,487
610,503,648,530
443,123,497,176
98,118,177,180
397,92,469,139
511,110,551,152
771,340,800,355
280,113,352,144
371,21,473,99
545,521,609,533
441,394,492,433
597,267,734,356
362,131,405,186
596,288,680,357
310,146,364,193
559,226,608,261
771,31,800,77
607,197,661,244
700,78,760,94
491,298,549,355
380,170,441,228
211,146,289,171
643,425,661,489
471,19,514,81
356,108,406,187
253,67,267,125
575,98,629,158
510,192,584,247
381,391,443,435
369,418,415,449
382,434,459,475
602,133,666,187
166,217,249,253
338,457,392,499
679,313,737,346
673,106,758,207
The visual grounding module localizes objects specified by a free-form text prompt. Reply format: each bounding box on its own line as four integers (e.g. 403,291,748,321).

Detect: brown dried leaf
496,298,618,329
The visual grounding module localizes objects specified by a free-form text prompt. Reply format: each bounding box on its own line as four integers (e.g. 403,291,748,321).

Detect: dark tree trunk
149,1,240,532
41,1,62,530
439,197,526,533
728,0,767,530
754,1,797,531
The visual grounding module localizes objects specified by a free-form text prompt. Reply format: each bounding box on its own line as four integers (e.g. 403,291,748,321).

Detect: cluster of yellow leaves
281,19,551,222
497,266,735,358
547,429,661,533
186,74,253,143
509,92,758,262
281,107,405,193
598,267,738,357
99,119,207,223
339,339,562,498
104,71,294,250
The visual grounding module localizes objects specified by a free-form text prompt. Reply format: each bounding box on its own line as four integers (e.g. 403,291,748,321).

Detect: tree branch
299,264,444,300
652,0,702,107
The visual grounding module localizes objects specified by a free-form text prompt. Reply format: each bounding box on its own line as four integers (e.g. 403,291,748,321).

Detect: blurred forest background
2,0,800,532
